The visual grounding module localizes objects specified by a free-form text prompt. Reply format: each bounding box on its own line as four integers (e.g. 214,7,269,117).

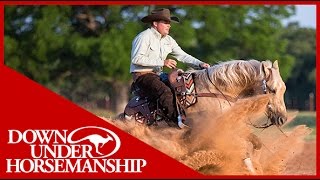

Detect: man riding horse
127,9,288,174
130,8,210,128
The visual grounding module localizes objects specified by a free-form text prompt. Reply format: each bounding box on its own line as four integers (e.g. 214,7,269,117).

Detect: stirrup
177,115,189,129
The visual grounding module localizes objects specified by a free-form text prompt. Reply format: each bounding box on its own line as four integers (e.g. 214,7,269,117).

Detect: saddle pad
178,72,197,108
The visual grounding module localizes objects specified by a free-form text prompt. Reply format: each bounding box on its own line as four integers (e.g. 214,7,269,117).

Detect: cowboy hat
141,8,180,23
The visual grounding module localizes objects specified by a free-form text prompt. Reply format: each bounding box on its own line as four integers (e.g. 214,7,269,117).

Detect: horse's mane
193,59,271,91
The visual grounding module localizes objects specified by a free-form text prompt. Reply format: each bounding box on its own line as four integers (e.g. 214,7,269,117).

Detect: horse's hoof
178,115,190,129
244,158,257,175
178,121,190,129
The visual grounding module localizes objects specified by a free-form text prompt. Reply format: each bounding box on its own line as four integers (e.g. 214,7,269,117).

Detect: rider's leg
135,73,178,124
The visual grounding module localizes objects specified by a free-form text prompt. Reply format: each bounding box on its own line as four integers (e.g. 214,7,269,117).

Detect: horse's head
261,60,287,127
194,59,288,127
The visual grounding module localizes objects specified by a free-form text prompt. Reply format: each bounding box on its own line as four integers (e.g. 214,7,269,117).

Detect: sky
282,5,316,28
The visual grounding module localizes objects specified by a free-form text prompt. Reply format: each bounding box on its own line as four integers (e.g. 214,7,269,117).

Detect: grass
84,107,116,119
285,111,316,128
284,111,316,141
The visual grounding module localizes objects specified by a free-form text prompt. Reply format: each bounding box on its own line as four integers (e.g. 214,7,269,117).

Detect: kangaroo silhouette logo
67,126,121,158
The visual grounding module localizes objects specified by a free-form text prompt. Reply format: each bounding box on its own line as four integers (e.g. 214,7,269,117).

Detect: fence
286,92,316,111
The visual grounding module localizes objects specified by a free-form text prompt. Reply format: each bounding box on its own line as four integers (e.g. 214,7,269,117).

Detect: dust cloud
102,94,312,175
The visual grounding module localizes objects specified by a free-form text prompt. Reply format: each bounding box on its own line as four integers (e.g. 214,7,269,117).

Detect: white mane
193,59,271,92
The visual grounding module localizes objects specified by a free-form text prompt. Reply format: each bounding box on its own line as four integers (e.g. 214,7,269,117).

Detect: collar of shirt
150,27,163,40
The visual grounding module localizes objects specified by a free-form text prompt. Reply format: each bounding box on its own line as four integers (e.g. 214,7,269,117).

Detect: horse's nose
276,116,287,126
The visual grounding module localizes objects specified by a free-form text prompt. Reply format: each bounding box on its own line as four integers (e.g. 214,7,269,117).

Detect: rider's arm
168,36,204,67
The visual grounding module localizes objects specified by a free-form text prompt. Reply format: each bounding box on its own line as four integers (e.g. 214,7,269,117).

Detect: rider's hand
164,59,177,69
199,62,210,69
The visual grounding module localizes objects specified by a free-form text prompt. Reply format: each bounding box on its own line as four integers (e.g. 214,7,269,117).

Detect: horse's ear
261,61,271,79
273,60,279,70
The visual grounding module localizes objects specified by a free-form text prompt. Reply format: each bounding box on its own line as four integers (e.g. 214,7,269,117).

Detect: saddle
125,69,197,127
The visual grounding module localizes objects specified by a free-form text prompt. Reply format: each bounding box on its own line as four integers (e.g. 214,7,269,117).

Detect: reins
195,68,235,106
199,66,276,129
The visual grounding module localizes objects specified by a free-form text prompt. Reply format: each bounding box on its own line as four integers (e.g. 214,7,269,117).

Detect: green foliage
4,36,20,68
281,24,316,110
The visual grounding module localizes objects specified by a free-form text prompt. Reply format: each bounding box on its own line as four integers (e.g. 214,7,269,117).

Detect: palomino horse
187,59,287,125
122,59,287,174
183,59,287,174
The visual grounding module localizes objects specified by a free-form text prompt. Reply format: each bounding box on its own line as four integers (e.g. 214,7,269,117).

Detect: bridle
251,77,277,129
262,79,268,94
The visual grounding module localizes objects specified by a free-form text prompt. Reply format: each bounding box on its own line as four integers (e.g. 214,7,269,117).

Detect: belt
132,72,155,82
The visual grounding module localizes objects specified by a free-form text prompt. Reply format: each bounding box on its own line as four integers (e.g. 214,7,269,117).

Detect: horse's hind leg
116,112,133,121
117,113,125,120
115,113,124,120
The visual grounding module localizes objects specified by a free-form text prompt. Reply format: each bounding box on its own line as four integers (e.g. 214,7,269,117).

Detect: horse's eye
267,86,276,94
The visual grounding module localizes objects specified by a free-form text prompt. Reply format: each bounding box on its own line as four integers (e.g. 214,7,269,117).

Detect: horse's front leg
243,133,263,175
243,157,256,174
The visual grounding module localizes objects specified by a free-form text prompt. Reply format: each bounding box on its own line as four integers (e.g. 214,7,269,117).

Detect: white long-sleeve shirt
130,27,204,73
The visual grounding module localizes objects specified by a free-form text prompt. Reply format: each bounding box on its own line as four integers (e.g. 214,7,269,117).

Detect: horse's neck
187,60,264,115
207,62,263,98
186,78,235,116
190,78,259,116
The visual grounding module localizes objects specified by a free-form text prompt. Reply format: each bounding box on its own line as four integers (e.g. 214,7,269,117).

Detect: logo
6,126,147,173
67,126,121,158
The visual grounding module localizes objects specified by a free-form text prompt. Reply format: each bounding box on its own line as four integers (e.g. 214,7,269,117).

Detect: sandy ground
105,95,315,175
283,141,316,175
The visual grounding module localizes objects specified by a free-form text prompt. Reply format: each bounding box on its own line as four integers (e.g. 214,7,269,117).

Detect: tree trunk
110,81,130,114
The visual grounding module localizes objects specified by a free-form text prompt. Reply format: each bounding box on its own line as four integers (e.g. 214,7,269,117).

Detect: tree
170,5,296,81
6,5,308,114
281,23,316,110
5,6,145,113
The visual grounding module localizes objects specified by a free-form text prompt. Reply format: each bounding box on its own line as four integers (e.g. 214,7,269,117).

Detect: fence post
309,92,315,111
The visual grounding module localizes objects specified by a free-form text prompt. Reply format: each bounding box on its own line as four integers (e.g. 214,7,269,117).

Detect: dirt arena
103,95,315,175
283,141,316,175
